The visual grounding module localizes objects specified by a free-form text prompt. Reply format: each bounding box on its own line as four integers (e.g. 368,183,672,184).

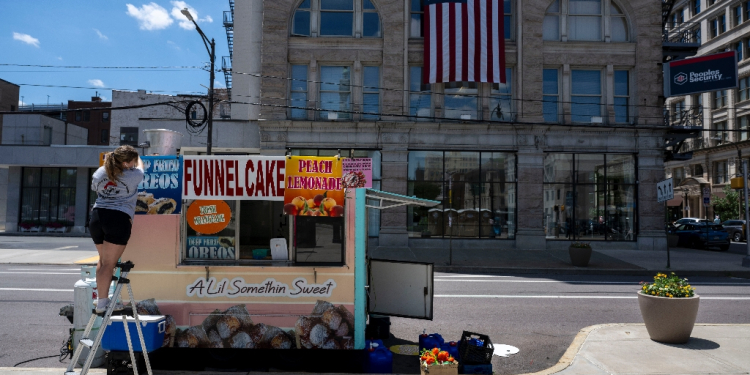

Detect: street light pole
743,160,750,267
181,8,215,155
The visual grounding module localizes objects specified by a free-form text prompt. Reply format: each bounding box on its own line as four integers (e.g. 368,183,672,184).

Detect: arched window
543,0,630,42
291,0,382,38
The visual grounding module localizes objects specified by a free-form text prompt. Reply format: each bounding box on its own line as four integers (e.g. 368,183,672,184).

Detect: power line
14,83,206,95
0,63,203,69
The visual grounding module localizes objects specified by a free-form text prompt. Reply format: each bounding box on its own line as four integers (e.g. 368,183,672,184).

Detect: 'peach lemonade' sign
283,156,344,216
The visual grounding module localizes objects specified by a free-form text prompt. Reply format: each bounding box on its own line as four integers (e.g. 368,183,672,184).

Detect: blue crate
459,363,493,374
101,315,165,353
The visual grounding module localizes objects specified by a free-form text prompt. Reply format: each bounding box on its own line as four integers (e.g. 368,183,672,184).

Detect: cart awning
365,189,441,210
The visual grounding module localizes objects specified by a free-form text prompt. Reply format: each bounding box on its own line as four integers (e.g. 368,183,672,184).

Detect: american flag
422,0,506,84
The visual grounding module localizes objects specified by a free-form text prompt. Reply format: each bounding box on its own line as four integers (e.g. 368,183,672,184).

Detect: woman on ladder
89,145,144,313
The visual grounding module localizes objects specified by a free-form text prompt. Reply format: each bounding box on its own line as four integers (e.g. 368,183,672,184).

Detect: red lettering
324,160,332,174
298,159,307,173
225,160,234,196
313,176,322,190
287,176,295,190
337,178,342,190
193,160,203,196
277,160,285,196
310,160,319,173
256,161,265,196
328,177,336,190
215,160,225,196
266,160,276,196
245,160,255,196
204,159,213,196
234,160,242,196
184,160,192,196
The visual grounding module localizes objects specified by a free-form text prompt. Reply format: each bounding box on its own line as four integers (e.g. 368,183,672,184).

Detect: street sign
664,51,739,97
703,187,711,207
657,178,674,203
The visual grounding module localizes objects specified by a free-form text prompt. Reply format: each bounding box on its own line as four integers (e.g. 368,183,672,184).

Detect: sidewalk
3,325,749,375
427,246,750,277
536,323,750,375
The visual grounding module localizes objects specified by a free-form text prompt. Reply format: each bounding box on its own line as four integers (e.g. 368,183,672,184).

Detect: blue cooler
101,315,166,353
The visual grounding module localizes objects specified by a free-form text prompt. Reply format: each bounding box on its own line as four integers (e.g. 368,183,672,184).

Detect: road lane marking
0,288,72,292
75,256,100,264
435,295,750,300
54,246,79,250
7,268,80,271
435,275,512,278
434,280,750,286
0,272,79,275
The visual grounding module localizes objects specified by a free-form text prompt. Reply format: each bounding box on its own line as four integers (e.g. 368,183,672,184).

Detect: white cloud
56,56,63,60
171,1,213,30
13,32,40,47
88,79,106,88
214,79,225,87
167,40,181,50
18,100,25,107
94,28,108,40
126,3,173,30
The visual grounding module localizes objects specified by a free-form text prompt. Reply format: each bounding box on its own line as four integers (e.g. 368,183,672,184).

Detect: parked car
669,222,730,251
721,220,746,242
673,217,704,226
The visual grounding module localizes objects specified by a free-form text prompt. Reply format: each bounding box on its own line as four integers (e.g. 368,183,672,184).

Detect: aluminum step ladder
65,261,153,375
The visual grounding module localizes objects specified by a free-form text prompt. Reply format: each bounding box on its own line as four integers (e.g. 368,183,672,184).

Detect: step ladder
65,261,153,375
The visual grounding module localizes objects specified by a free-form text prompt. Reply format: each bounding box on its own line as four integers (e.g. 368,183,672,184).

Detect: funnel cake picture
341,171,367,188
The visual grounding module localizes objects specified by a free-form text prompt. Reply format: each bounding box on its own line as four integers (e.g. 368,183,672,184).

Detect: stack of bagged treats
295,301,354,349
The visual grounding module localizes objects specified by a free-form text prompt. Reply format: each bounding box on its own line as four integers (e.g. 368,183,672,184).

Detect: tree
711,185,743,221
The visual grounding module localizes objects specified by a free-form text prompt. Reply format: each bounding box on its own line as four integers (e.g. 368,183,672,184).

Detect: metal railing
664,105,704,127
663,21,701,44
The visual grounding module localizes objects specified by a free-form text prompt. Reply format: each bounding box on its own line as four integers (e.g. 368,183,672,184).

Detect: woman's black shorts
89,208,132,245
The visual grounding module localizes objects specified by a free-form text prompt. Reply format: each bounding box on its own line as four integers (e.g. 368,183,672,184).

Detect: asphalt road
387,273,750,374
2,262,750,374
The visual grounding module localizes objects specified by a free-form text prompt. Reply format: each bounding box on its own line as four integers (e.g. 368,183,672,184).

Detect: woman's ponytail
104,145,139,183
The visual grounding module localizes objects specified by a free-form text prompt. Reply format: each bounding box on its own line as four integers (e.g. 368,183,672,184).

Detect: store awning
666,196,683,207
365,189,441,210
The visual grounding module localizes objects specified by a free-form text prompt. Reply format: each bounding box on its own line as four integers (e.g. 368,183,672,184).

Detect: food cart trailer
121,155,438,360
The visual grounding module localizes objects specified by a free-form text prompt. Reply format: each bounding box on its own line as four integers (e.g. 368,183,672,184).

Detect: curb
515,323,613,375
434,266,750,278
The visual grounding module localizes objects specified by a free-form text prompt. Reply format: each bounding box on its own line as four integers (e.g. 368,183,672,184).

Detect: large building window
410,0,513,39
544,0,629,42
20,168,77,227
714,89,728,109
444,82,478,120
571,70,602,123
543,68,560,122
712,120,728,145
407,151,517,239
292,0,381,38
409,66,431,120
614,70,629,123
490,68,513,121
362,66,380,120
543,154,636,241
739,115,749,141
693,0,700,16
319,66,351,120
671,99,685,123
739,76,750,102
119,127,138,146
290,64,309,119
714,160,728,184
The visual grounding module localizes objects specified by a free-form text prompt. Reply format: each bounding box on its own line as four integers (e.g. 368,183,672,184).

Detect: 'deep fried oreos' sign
665,51,738,97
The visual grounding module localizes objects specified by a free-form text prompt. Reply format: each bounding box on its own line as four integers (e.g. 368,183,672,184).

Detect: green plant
712,185,743,221
570,241,591,248
640,272,695,298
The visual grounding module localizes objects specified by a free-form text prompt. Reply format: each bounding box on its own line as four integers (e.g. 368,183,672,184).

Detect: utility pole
743,160,750,267
181,8,216,155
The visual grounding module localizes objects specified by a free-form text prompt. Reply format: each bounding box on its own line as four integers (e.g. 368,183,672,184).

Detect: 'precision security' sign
664,51,738,97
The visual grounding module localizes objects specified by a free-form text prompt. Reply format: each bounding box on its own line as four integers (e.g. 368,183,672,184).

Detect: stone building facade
232,0,667,251
663,0,750,222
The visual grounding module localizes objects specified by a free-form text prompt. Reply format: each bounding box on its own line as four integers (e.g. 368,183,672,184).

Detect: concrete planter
638,292,700,344
568,246,592,267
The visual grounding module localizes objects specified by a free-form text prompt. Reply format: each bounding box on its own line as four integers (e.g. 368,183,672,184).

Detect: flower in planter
19,220,42,229
420,347,457,367
45,222,64,229
570,241,591,248
640,272,695,298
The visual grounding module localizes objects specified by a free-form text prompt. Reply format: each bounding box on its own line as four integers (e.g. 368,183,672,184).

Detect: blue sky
1,0,231,106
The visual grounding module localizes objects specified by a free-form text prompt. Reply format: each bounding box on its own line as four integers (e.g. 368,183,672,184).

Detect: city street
1,255,750,373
